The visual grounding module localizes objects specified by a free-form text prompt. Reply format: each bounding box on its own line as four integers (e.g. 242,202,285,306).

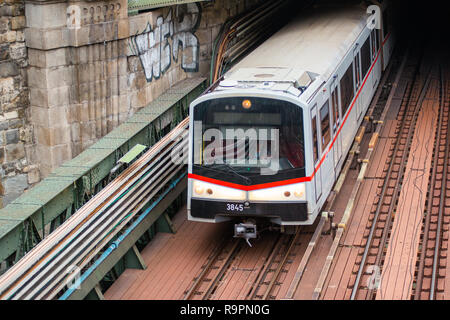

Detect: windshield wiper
200,163,252,186
213,163,253,185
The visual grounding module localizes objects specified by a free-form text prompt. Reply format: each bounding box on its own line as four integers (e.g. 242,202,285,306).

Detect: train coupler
234,221,257,247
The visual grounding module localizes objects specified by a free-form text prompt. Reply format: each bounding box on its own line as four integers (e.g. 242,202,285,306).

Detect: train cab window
361,38,371,79
340,63,354,116
320,101,331,151
192,97,306,185
331,86,340,133
312,112,319,164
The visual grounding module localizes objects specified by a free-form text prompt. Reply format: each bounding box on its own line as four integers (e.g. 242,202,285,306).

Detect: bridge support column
156,212,176,234
124,244,147,270
24,0,130,178
85,284,105,300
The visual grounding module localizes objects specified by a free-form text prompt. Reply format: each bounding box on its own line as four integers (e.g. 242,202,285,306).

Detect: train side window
376,30,380,53
371,29,380,60
354,52,361,91
340,63,354,116
331,86,340,133
361,37,371,78
311,111,319,164
320,100,331,151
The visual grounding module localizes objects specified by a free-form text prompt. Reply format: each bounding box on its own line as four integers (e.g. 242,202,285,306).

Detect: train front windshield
192,97,305,185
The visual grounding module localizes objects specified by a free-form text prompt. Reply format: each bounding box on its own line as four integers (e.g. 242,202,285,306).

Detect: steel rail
183,236,233,300
261,231,300,300
6,135,188,299
366,65,434,300
0,119,190,300
202,240,241,300
184,239,241,300
414,67,445,299
308,46,409,300
350,54,431,300
0,119,189,297
23,159,185,300
22,145,187,299
10,137,188,298
429,66,447,300
246,234,284,300
41,163,185,300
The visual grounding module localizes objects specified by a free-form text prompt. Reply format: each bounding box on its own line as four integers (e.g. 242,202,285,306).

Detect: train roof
220,1,369,99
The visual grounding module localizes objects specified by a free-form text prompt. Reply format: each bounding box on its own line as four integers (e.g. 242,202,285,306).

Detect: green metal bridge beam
63,174,187,300
124,245,147,270
0,78,206,268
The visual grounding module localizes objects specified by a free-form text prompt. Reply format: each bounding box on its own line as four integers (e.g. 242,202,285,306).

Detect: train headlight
194,182,205,195
294,184,306,199
191,180,246,201
248,183,306,202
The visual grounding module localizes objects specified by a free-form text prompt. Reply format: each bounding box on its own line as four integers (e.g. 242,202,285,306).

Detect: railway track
183,45,411,302
247,231,301,300
183,229,308,300
414,65,449,300
310,45,409,300
349,50,433,300
183,236,243,300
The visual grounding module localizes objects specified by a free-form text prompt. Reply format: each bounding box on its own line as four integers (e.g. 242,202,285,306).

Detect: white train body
187,1,394,227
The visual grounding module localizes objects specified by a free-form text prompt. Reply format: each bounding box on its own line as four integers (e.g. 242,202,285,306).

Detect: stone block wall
0,0,36,206
0,0,264,206
25,0,131,179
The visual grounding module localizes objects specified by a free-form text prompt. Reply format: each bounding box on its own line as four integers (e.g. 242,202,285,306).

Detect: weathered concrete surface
0,0,262,206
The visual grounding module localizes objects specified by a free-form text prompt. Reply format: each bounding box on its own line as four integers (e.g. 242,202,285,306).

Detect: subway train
187,1,394,242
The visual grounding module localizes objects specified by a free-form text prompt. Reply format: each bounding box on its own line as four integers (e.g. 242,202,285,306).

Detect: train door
353,47,362,120
370,29,381,89
311,104,321,201
330,79,342,171
318,96,334,196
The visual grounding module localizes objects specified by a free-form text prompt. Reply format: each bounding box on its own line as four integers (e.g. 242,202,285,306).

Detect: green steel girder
123,245,147,270
84,285,105,300
0,78,206,264
64,175,187,300
155,212,176,234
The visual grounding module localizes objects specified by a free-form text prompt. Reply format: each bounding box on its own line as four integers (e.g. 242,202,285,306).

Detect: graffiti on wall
129,3,201,82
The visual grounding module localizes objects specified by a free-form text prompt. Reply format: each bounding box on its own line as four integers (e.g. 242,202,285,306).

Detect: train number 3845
226,204,244,212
